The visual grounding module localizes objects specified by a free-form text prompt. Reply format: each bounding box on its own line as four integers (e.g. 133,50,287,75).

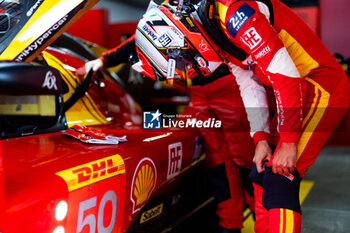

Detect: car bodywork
0,1,209,232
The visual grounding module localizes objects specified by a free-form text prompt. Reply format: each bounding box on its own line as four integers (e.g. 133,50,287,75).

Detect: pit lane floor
163,146,350,233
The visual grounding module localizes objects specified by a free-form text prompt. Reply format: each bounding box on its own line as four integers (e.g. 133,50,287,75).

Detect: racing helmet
132,0,223,81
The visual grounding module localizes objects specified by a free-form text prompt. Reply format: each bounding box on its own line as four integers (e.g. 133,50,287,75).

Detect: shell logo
131,158,157,213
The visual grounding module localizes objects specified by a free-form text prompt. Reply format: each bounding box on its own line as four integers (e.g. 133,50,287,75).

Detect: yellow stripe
56,154,125,191
279,209,284,233
42,51,109,126
297,78,330,160
0,96,55,116
278,30,319,78
299,180,314,205
302,81,319,129
285,209,294,233
0,0,84,61
215,2,228,30
242,180,314,233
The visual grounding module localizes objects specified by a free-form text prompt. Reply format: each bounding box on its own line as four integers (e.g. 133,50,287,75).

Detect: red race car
0,1,208,232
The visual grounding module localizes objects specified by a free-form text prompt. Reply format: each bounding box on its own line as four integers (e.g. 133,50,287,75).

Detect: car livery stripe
0,0,85,61
56,154,125,191
42,51,109,125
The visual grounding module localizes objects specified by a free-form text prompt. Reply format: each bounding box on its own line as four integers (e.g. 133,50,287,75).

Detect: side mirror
0,13,10,34
0,62,67,95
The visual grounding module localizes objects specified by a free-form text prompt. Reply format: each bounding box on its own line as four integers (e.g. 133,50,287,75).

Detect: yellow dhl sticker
56,154,125,191
185,17,195,27
140,203,163,223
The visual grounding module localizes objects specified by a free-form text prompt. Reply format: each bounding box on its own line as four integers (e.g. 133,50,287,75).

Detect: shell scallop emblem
134,164,154,205
131,158,157,213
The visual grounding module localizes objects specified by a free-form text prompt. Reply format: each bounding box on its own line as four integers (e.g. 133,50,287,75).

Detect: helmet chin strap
166,57,189,88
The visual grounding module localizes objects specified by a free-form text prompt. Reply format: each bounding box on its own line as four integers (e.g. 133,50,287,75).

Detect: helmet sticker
158,33,173,47
141,24,158,41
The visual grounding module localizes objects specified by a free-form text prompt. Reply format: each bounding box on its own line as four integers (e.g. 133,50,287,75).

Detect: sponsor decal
195,55,207,68
140,203,163,223
185,16,195,27
198,40,210,53
56,155,125,191
143,110,222,129
284,174,294,181
167,142,182,179
227,3,255,38
158,33,172,47
26,0,44,17
42,71,58,90
131,158,157,214
241,27,262,50
143,110,162,129
142,24,158,41
255,45,271,59
15,15,69,62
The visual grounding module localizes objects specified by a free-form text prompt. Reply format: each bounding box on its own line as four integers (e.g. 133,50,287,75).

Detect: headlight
55,201,68,221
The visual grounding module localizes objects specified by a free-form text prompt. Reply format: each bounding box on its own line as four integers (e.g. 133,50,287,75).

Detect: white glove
85,58,104,73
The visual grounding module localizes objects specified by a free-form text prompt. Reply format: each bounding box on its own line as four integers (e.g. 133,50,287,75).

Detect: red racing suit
214,0,350,232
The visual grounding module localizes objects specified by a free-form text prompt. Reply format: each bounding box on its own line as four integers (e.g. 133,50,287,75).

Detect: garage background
66,0,350,56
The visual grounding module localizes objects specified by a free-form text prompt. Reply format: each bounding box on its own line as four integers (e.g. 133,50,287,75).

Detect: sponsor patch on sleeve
241,27,262,50
227,3,255,38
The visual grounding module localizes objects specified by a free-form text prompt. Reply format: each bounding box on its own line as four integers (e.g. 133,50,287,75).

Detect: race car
0,1,210,232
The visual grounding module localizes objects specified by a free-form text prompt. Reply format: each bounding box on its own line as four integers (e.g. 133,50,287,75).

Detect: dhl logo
56,154,125,191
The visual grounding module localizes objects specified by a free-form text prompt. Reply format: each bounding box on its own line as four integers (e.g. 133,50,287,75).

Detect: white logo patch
42,71,58,90
167,142,182,179
241,27,262,50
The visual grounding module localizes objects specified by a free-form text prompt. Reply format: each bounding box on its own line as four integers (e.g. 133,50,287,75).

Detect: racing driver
209,0,350,232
